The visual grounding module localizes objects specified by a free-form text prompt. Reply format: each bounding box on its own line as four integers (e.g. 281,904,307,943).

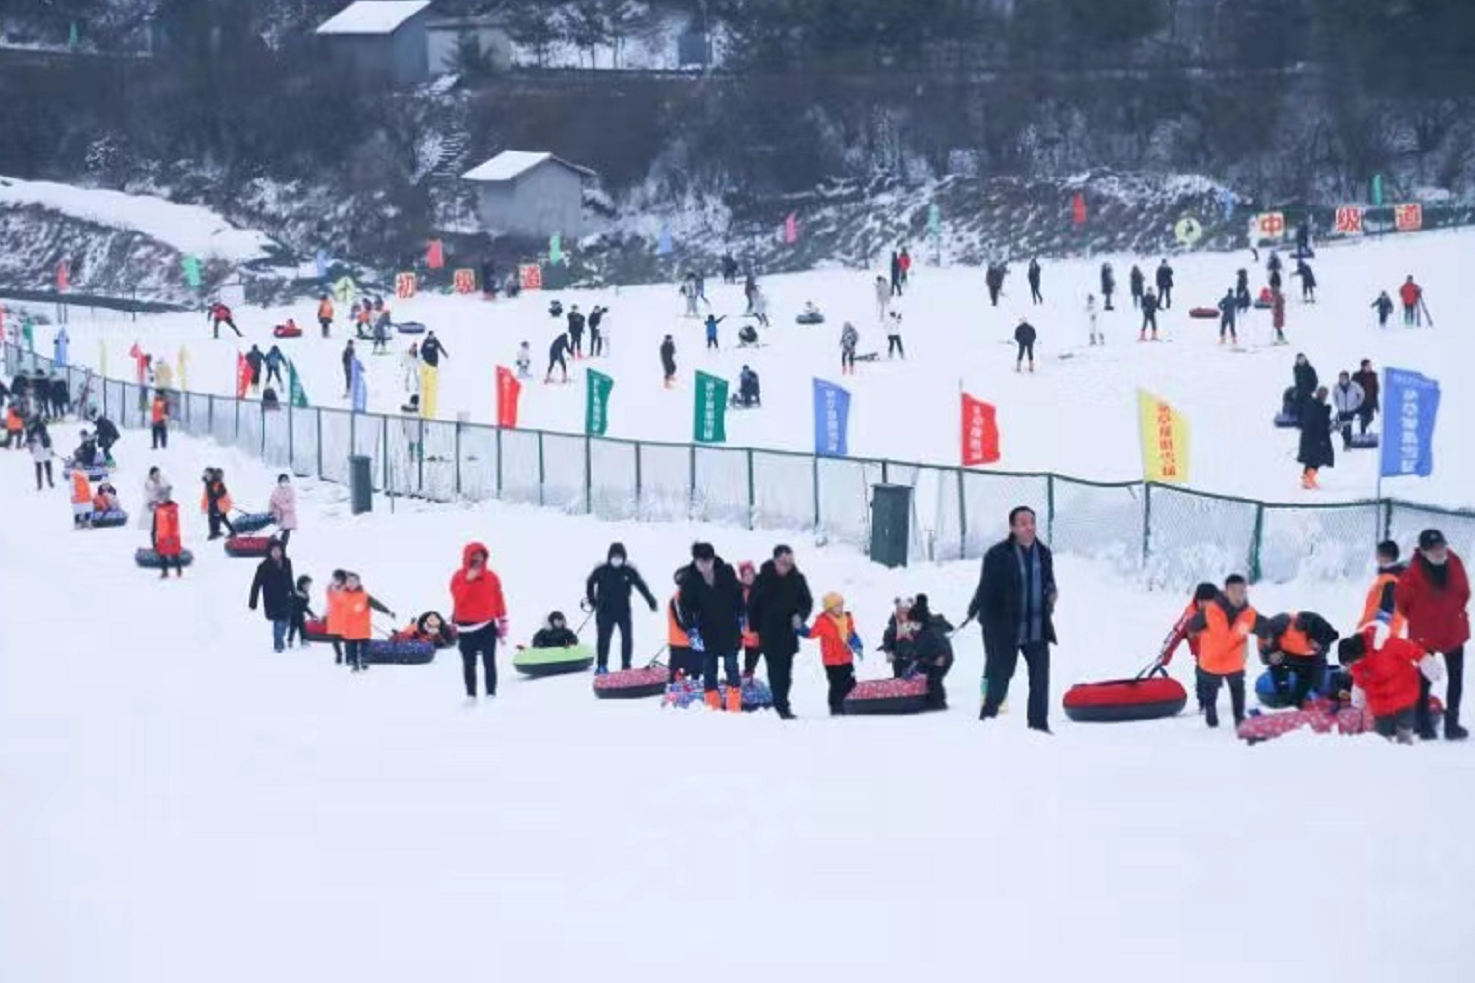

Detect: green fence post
537,431,546,507
746,448,756,530
634,441,644,518
956,467,967,557
812,454,821,530
1142,483,1153,567
315,409,323,479
690,444,698,518
1046,473,1056,544
417,419,425,494
454,420,462,497
881,460,889,485
1249,502,1265,583
208,394,214,439
584,435,593,515
260,402,267,457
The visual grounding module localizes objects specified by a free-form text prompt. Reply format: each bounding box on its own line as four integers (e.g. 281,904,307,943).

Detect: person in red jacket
1397,529,1470,740
450,541,507,701
1399,276,1424,327
1338,625,1443,744
1156,582,1219,711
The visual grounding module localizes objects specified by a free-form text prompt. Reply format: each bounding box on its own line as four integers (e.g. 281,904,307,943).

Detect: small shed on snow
316,1,433,87
461,152,595,239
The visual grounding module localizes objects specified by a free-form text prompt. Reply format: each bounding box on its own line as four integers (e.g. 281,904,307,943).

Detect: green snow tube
513,644,595,678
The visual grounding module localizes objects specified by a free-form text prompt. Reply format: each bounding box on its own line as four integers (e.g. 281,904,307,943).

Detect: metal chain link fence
7,341,1472,584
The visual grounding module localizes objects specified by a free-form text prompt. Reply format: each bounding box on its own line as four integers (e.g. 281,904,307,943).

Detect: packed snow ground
58,227,1475,506
0,175,277,262
3,427,1474,983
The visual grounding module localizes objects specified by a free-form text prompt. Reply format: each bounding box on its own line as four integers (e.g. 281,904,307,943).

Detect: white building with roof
315,1,434,87
461,151,595,239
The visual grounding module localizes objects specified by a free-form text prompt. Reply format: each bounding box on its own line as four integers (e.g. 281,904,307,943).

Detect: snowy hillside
56,225,1475,512
4,422,1474,983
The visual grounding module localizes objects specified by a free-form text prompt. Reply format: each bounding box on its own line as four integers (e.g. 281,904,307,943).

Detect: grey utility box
349,454,373,514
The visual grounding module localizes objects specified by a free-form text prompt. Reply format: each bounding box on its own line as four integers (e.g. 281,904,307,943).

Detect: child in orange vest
71,469,93,528
739,560,762,676
666,590,695,683
801,591,864,715
337,571,374,672
1187,575,1268,728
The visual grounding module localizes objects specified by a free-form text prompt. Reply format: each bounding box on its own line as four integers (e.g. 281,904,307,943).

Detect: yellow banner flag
1137,389,1190,484
178,345,190,390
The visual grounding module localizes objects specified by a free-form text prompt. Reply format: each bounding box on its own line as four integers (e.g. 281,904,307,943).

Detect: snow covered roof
316,1,432,36
461,151,594,184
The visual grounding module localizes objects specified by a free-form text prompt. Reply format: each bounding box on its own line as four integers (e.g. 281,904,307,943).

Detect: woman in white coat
140,466,169,529
268,473,298,548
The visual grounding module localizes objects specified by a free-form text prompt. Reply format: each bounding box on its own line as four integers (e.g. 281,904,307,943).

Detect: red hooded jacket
1397,553,1471,653
1399,281,1422,309
1349,632,1424,717
1158,600,1203,665
449,541,507,626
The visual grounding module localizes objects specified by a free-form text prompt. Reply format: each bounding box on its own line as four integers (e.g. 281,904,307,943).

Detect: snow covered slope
58,227,1475,509
3,425,1473,983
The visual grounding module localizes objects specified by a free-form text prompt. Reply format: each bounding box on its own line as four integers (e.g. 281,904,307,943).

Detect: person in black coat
1293,260,1317,302
1235,268,1251,315
1298,387,1335,489
1102,262,1117,310
1014,319,1037,373
566,306,586,358
677,542,746,696
420,332,448,367
245,345,264,391
906,594,955,710
341,341,356,397
1140,288,1160,339
746,544,814,719
967,505,1058,731
1027,258,1043,305
1292,353,1318,421
1155,259,1175,309
889,250,903,297
585,541,658,672
588,306,606,357
660,335,677,388
546,333,571,383
248,539,296,653
92,413,120,462
1218,289,1238,344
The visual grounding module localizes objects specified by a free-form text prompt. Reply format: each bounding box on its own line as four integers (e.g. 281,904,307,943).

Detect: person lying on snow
392,610,457,648
1259,611,1340,708
799,592,863,716
91,482,119,513
531,611,579,649
1338,624,1445,744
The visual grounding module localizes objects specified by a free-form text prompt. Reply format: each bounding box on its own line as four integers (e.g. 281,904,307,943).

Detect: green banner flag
585,368,613,436
549,234,563,266
693,370,728,444
182,255,202,289
288,360,309,408
927,203,941,235
333,275,359,305
1371,174,1384,207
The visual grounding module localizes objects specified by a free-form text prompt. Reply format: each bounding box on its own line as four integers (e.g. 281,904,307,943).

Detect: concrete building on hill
316,1,433,87
461,151,595,239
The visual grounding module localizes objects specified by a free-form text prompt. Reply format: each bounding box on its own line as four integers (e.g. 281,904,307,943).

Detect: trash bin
869,484,912,568
350,453,373,515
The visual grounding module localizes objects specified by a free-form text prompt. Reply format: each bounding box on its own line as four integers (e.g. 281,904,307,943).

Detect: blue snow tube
90,509,129,528
394,321,427,335
135,548,195,569
1255,667,1339,709
362,640,436,666
232,512,274,533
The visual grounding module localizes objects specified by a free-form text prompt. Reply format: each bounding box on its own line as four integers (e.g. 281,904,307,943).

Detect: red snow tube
1062,672,1187,722
843,676,929,715
1189,307,1219,319
594,665,668,699
224,535,274,558
302,619,335,642
273,323,303,338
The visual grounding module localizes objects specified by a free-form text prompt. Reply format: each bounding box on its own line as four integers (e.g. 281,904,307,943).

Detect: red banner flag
427,239,444,269
56,261,69,292
961,393,1000,466
1071,192,1087,227
236,352,251,398
496,365,521,428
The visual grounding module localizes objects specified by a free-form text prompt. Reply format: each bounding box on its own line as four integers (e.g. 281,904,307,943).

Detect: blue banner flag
1381,368,1440,478
315,249,329,279
658,225,673,256
351,357,367,413
1220,188,1235,221
813,378,851,457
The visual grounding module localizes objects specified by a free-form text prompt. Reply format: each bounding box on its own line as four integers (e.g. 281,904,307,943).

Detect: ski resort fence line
9,342,1474,587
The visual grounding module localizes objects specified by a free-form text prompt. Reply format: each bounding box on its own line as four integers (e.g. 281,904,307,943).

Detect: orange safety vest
1276,619,1315,657
201,482,232,515
339,587,373,641
4,406,21,432
70,470,91,506
325,587,347,637
151,398,167,424
319,299,334,321
667,595,690,648
1198,602,1260,675
1361,572,1408,637
153,502,182,555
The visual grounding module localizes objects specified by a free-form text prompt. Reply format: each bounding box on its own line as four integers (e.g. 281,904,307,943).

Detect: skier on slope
566,305,586,358
1371,290,1395,328
516,342,532,381
1399,276,1424,326
840,322,859,375
1128,264,1143,310
546,333,571,384
889,250,903,298
986,263,1007,307
1102,262,1118,311
588,305,606,357
1271,288,1287,343
1235,269,1252,317
1139,288,1160,340
874,275,892,323
1155,259,1175,309
1014,317,1037,373
1218,289,1238,346
341,341,356,397
886,310,906,358
660,335,678,388
704,313,724,351
1027,258,1043,305
1293,259,1317,303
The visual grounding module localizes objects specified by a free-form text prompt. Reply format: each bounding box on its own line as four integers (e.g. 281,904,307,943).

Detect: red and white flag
496,365,521,428
961,393,1000,466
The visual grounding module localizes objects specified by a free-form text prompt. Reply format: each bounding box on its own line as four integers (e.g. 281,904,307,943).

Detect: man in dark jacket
92,413,120,463
968,505,1058,732
1298,387,1335,489
1351,358,1379,435
1155,259,1175,309
1218,289,1238,345
906,594,955,711
341,341,356,397
420,332,448,367
245,345,264,391
249,539,296,653
585,541,658,673
677,542,746,698
1128,264,1143,309
1397,530,1470,740
566,306,586,358
1027,258,1043,305
746,544,814,719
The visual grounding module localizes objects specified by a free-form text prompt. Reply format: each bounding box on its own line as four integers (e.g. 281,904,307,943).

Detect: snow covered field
4,426,1474,983
54,227,1475,507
